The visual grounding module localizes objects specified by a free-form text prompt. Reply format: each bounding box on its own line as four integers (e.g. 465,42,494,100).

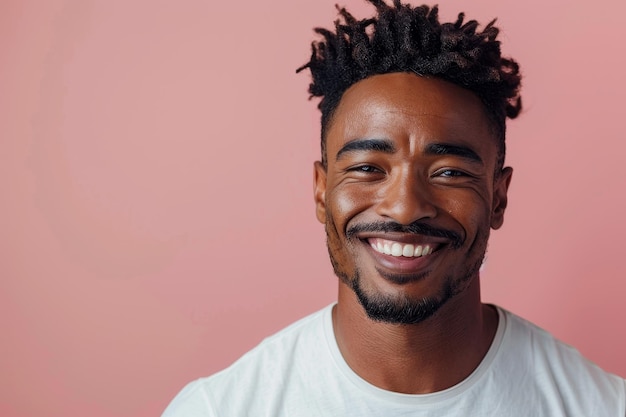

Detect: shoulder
212,304,330,378
161,305,334,417
162,379,214,417
495,306,626,413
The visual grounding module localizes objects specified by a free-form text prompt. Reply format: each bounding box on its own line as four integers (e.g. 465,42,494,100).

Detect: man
163,1,626,415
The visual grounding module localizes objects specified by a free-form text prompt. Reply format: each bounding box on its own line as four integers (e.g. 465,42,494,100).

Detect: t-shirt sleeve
161,379,215,417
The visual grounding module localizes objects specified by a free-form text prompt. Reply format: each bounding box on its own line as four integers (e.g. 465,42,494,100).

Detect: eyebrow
335,138,396,161
424,143,483,164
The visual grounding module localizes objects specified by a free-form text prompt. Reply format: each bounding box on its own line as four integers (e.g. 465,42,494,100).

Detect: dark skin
313,73,512,394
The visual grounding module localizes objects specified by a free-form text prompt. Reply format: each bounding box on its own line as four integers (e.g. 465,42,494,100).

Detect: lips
368,237,435,258
356,233,449,278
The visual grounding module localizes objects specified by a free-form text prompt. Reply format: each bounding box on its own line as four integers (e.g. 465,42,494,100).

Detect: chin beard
325,218,487,325
350,269,452,324
351,259,483,324
328,241,485,325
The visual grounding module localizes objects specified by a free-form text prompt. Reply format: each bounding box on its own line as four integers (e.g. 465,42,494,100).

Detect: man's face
314,72,512,324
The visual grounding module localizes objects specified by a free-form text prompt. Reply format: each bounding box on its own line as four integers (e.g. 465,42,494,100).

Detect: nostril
375,198,437,226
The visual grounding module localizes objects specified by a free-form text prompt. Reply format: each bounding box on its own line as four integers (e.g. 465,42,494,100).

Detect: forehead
326,72,496,157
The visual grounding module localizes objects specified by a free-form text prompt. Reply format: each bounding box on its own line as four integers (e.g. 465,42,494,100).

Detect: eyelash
437,169,467,178
348,165,382,173
346,166,471,179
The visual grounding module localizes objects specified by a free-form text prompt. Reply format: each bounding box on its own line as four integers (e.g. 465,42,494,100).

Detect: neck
333,279,498,394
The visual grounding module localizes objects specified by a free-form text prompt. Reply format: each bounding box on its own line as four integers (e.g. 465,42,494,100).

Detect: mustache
346,221,463,248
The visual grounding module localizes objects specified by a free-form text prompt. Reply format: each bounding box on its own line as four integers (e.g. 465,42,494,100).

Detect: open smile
368,237,436,258
356,234,450,278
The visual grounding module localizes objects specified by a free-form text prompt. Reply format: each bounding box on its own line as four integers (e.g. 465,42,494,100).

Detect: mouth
354,233,449,279
367,237,437,258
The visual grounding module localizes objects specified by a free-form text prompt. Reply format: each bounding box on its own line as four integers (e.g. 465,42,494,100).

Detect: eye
348,165,382,174
437,169,466,178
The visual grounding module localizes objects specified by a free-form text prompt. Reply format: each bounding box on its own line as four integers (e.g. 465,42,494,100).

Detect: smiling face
314,72,512,324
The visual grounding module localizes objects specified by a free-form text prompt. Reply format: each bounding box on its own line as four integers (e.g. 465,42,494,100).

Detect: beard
350,269,453,324
326,219,488,325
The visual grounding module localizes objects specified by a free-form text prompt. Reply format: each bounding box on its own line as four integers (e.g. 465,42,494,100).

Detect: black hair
296,0,522,170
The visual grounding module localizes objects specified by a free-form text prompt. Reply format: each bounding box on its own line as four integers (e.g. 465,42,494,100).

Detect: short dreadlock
296,0,522,170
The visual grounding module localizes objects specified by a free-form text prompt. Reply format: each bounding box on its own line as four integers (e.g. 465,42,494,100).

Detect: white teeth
370,239,435,258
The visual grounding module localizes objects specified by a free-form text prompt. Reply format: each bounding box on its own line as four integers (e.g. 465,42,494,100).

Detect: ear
491,167,513,230
313,161,327,224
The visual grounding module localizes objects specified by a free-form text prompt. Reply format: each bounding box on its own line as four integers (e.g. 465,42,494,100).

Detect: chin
349,254,484,325
348,268,452,324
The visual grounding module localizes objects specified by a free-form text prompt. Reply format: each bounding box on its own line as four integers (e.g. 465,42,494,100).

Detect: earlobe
491,167,513,230
313,161,327,224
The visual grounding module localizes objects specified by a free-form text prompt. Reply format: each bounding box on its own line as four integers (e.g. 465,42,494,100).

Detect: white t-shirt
162,305,626,416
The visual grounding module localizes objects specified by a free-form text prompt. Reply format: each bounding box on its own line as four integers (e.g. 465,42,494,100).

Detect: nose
375,168,437,225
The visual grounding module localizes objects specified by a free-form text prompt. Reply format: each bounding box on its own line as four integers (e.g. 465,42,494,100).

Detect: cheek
324,185,373,274
327,185,372,231
437,190,492,235
324,206,357,279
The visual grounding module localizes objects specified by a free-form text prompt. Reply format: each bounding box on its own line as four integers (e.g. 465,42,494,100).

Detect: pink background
1,0,625,415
